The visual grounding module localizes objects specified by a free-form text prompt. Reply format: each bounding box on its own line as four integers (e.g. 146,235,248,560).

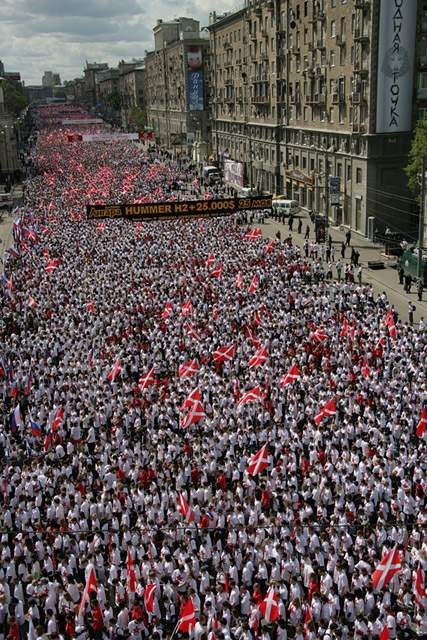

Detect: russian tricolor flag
11,405,23,431
30,417,42,438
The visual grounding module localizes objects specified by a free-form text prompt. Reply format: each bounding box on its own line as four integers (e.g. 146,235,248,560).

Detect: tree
405,120,427,195
2,79,27,116
128,107,145,131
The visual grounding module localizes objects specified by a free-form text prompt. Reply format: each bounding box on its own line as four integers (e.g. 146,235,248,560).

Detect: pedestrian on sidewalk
417,279,424,301
328,234,332,250
404,274,412,293
357,266,363,285
305,225,310,239
341,241,346,259
350,247,356,265
398,266,404,285
408,302,416,326
336,260,343,282
298,218,302,234
345,229,352,247
354,250,360,267
288,215,294,231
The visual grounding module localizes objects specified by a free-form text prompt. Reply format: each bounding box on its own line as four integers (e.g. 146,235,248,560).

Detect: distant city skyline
0,0,237,85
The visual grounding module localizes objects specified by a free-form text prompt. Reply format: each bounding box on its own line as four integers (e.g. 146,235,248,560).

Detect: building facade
209,0,418,237
144,18,210,151
119,65,145,130
83,62,109,108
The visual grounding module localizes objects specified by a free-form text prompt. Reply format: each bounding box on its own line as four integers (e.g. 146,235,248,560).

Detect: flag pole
169,619,180,639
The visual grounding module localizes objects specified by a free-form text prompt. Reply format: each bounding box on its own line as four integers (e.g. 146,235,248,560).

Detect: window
302,156,307,169
337,163,342,177
347,165,351,180
304,1,308,17
304,106,309,121
419,72,427,89
329,107,334,123
339,104,345,124
296,4,300,19
339,45,346,65
330,50,336,66
331,20,336,37
320,109,326,122
356,168,362,183
294,155,299,167
331,0,336,6
311,158,315,171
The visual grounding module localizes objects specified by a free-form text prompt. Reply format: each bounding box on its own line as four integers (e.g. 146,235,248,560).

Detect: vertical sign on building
187,46,204,111
376,0,417,133
329,176,341,206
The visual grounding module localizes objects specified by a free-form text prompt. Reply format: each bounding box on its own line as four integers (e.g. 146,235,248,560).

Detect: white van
202,165,221,185
272,199,300,218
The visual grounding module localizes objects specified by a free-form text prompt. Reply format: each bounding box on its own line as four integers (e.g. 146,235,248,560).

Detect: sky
0,0,240,86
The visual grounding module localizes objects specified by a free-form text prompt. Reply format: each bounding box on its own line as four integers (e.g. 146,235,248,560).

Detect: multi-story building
144,18,210,151
209,0,419,237
42,71,61,87
0,79,20,180
83,62,109,108
208,4,281,194
118,64,145,130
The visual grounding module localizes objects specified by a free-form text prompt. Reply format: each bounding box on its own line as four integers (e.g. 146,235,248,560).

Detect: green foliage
405,120,427,195
2,79,27,116
129,106,145,131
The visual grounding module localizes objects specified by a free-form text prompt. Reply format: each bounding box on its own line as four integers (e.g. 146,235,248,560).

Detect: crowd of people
0,106,426,640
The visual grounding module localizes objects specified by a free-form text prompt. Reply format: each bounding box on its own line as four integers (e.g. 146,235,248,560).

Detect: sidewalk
257,213,427,325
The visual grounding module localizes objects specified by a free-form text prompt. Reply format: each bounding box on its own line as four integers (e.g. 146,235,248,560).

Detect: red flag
212,345,236,363
245,228,262,240
384,309,396,339
211,262,222,278
248,275,259,293
248,444,269,476
107,360,121,383
259,587,279,623
361,362,370,379
161,303,173,319
311,327,327,342
177,493,195,523
139,367,156,390
237,386,261,408
180,389,205,428
178,598,196,633
264,240,275,253
414,562,426,609
184,322,201,342
248,346,268,368
178,359,199,378
182,301,192,316
314,399,336,425
144,583,156,614
206,254,215,267
340,317,349,337
127,549,136,593
416,406,427,437
78,566,98,618
380,624,389,640
28,296,38,308
280,364,301,387
45,259,59,273
372,545,401,590
50,406,63,433
86,302,94,313
235,272,243,289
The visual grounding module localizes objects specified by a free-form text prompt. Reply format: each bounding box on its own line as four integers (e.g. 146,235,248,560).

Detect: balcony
354,29,369,43
354,61,369,76
355,0,370,8
252,94,270,104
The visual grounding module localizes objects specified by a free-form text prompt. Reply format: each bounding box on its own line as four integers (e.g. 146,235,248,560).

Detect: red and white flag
180,388,205,428
340,317,349,338
184,322,201,342
248,444,269,476
144,583,156,614
416,406,427,437
248,275,259,293
177,493,195,523
259,587,279,623
311,327,327,342
264,240,275,253
107,359,121,383
235,272,243,289
178,359,199,378
45,259,60,273
161,303,173,318
50,405,63,432
127,549,136,593
78,565,98,618
182,301,192,316
177,598,196,633
139,367,156,390
206,254,215,267
245,228,262,240
372,545,401,590
384,309,396,339
28,296,38,308
211,262,222,278
237,386,262,408
414,562,426,609
248,346,268,368
314,399,336,425
212,345,236,364
280,364,301,387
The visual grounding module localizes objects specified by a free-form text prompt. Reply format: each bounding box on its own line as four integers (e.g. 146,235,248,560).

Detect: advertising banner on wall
188,71,204,111
224,159,245,188
376,0,417,133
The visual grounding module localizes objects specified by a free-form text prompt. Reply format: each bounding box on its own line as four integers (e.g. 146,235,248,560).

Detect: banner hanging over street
86,195,272,221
